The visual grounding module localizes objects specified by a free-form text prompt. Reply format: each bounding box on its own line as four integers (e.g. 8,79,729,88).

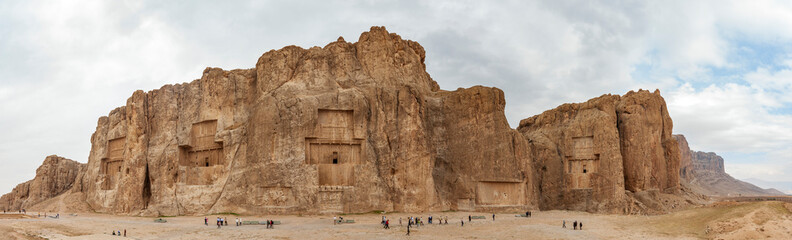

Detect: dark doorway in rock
142,164,152,209
332,152,339,164
583,169,587,173
205,157,209,167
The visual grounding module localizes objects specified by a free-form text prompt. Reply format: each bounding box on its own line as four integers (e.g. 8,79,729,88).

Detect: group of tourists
205,216,278,228
332,216,345,224
562,220,583,230
381,216,390,229
110,229,126,237
215,217,228,228
264,220,276,229
399,215,453,235
403,215,449,226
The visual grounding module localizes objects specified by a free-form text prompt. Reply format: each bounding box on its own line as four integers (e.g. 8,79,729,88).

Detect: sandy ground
0,201,790,240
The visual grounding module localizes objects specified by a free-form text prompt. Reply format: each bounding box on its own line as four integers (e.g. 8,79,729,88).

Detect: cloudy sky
1,0,791,194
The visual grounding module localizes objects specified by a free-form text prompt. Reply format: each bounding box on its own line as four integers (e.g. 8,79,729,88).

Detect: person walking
205,217,208,226
461,219,464,227
492,214,495,221
580,222,583,230
563,220,566,228
468,215,472,222
385,219,390,229
573,221,577,230
406,224,411,236
334,216,337,225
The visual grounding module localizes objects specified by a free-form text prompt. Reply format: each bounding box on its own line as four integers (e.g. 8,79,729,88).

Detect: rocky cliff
517,90,692,214
54,27,537,216
674,134,778,196
0,155,83,211
3,27,698,216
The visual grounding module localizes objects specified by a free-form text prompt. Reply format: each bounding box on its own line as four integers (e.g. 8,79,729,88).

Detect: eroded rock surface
0,155,83,211
517,90,687,214
2,27,699,216
55,27,536,216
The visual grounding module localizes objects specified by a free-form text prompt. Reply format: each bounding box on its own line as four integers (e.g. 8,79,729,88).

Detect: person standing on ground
461,219,464,226
123,229,126,237
468,215,471,222
563,220,566,228
407,224,411,236
580,222,583,230
492,214,495,221
573,221,577,230
205,217,208,225
399,217,402,226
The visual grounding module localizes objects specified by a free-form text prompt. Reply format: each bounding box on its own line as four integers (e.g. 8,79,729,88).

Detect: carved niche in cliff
566,136,599,190
305,109,363,187
475,181,525,206
178,120,225,185
305,109,364,214
101,137,126,190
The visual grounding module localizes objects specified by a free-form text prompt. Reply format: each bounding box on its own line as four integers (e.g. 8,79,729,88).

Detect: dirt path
0,201,788,239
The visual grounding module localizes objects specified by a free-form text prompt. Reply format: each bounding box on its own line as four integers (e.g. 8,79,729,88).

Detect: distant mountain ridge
674,135,781,197
742,178,792,195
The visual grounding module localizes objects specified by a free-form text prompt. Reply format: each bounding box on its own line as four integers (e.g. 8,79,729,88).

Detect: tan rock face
690,151,725,172
517,90,683,213
518,94,628,212
617,90,680,193
3,27,697,216
674,135,693,181
63,27,536,216
0,155,83,211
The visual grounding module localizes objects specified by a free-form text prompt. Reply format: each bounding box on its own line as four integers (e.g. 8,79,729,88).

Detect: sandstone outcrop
517,90,688,214
3,27,698,216
55,27,537,216
674,134,778,196
676,134,693,181
0,155,83,211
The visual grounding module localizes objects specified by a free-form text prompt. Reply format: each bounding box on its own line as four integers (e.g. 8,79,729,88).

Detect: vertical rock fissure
142,163,151,209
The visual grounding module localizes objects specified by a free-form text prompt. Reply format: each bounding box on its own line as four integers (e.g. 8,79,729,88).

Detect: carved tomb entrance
100,137,126,190
178,120,224,185
305,109,363,213
566,136,599,189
